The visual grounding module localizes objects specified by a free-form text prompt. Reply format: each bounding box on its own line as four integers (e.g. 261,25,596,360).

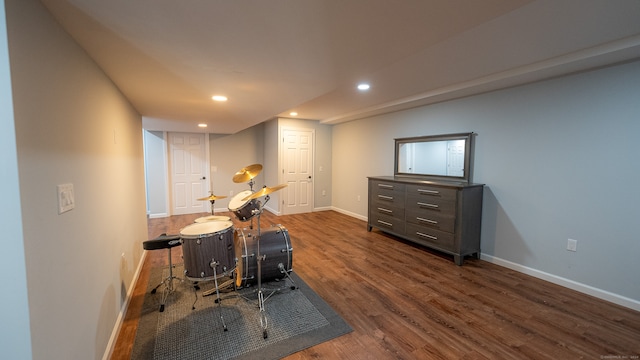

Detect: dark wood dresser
368,176,484,265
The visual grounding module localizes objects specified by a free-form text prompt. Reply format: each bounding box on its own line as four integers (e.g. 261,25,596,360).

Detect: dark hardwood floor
112,210,640,359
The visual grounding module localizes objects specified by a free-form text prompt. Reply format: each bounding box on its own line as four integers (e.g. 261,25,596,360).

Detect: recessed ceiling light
198,123,208,128
357,83,370,91
212,95,228,102
289,112,298,116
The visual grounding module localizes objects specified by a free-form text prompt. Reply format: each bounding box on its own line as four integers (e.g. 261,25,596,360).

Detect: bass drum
180,221,235,281
234,225,293,287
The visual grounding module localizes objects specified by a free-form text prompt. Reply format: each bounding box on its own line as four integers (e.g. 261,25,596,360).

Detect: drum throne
143,233,182,312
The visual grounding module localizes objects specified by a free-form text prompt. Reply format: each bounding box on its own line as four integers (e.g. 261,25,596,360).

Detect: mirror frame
394,132,475,183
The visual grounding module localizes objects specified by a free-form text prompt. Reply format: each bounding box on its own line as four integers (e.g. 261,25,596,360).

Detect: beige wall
6,0,148,358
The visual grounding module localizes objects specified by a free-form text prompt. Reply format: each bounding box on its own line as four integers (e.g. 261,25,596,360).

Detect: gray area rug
131,264,352,359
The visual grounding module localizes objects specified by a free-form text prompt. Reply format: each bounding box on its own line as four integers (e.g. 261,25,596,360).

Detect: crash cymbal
232,163,263,183
197,194,228,201
242,184,287,201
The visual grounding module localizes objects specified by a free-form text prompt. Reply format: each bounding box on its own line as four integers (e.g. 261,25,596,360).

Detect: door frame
279,126,315,215
166,132,211,216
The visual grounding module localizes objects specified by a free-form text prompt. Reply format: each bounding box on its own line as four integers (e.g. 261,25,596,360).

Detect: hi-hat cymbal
242,184,287,201
232,164,263,183
197,194,228,201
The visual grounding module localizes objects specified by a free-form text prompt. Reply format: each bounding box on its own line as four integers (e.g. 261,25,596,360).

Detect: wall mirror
394,132,475,183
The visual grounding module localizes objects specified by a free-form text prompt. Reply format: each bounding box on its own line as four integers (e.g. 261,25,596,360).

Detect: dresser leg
367,225,372,232
454,255,463,266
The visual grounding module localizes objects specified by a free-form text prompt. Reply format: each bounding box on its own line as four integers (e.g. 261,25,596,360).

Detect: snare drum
228,190,260,221
180,221,235,281
194,215,231,223
234,225,293,287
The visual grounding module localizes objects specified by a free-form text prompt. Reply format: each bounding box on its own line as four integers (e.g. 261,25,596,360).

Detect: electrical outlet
229,190,234,196
357,195,361,201
322,190,326,196
57,183,75,214
567,238,578,252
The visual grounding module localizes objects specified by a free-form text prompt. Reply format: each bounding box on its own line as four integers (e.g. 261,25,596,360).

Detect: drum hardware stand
189,263,229,332
147,238,183,313
208,199,216,215
197,192,228,216
248,179,256,230
251,194,297,339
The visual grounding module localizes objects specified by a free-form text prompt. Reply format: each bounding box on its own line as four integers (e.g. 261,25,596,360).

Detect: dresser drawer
369,213,405,234
405,193,456,216
370,181,405,207
406,207,455,233
406,223,454,251
370,202,405,220
406,184,457,202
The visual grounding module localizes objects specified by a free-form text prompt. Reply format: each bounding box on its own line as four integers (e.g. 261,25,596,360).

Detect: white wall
143,130,168,217
210,125,265,212
276,118,333,211
6,0,148,359
332,60,640,309
145,118,333,216
0,0,33,357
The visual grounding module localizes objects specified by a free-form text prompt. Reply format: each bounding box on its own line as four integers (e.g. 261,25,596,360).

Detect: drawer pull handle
418,189,440,195
377,220,393,227
417,202,439,209
378,184,394,189
377,207,393,214
416,232,437,241
416,217,437,225
378,195,393,200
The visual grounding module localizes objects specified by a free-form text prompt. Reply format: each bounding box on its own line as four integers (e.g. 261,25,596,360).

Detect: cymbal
242,184,287,201
197,194,227,201
232,164,263,183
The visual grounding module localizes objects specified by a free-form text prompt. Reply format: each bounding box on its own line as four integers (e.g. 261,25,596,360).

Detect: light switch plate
57,183,75,214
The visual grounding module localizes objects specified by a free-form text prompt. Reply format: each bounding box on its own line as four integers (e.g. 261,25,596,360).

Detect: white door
169,132,208,215
282,128,314,215
446,139,466,177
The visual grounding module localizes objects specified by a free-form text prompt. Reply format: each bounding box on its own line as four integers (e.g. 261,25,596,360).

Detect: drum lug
196,239,201,245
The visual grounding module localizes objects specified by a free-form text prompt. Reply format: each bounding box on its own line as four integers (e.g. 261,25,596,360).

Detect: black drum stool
143,233,182,312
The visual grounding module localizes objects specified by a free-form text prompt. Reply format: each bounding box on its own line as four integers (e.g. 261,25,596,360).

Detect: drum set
176,164,295,339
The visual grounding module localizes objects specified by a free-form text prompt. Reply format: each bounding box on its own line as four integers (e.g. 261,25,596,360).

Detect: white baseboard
148,212,168,219
330,206,367,221
262,205,280,216
102,250,148,360
481,254,640,312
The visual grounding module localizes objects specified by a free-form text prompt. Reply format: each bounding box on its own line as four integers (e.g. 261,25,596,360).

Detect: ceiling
40,0,640,134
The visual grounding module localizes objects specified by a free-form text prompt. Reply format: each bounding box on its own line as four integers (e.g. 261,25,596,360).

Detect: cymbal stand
211,266,228,331
252,194,296,338
208,199,216,215
254,196,269,338
190,265,230,332
249,179,256,229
